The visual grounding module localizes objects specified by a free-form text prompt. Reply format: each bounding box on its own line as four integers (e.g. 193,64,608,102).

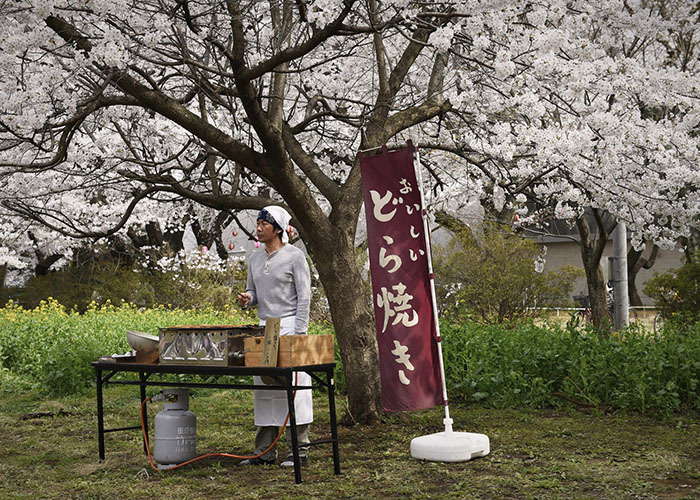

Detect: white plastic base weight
410,419,490,462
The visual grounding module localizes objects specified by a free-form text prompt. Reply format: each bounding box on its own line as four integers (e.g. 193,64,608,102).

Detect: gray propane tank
153,388,196,469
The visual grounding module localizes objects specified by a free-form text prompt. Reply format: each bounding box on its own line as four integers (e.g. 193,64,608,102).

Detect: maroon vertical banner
360,143,444,412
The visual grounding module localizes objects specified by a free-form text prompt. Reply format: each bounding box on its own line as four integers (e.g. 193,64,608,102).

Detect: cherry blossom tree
2,0,699,419
418,0,700,326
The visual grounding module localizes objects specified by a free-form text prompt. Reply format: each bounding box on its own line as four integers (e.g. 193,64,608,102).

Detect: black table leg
96,367,105,461
327,367,340,475
286,371,302,484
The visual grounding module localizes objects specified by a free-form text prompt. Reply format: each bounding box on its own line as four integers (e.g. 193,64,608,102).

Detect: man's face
256,219,280,244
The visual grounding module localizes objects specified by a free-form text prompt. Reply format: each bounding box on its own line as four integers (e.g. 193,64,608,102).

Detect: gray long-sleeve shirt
245,243,311,334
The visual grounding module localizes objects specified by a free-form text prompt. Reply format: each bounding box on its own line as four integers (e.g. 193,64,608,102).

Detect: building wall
541,239,684,305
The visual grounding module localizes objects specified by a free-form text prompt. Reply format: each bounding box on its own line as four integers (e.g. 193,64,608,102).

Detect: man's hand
237,292,251,308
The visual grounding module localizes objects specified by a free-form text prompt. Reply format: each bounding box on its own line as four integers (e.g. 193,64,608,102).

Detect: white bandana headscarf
260,205,292,243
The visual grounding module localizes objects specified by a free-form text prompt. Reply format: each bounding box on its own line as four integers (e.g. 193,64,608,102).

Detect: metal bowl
126,330,159,353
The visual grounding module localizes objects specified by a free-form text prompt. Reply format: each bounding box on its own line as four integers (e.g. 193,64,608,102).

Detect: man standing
237,206,312,467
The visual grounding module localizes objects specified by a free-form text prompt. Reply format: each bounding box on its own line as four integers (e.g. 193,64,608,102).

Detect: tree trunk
0,264,7,304
580,249,610,328
627,244,659,306
576,211,612,329
310,228,383,425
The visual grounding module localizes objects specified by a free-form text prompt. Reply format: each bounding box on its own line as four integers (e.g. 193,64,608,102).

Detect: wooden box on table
244,334,335,367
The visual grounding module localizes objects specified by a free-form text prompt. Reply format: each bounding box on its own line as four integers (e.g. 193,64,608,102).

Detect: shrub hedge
441,321,700,413
0,299,254,395
1,301,698,414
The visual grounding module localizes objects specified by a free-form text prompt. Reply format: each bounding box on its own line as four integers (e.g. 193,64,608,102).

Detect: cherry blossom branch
1,186,162,239
238,0,356,81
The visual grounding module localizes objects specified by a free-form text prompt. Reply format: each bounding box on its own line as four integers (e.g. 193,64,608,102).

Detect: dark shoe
279,455,308,468
239,457,275,466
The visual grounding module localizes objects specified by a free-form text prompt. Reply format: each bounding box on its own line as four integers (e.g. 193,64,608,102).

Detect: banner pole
409,142,490,463
412,146,452,430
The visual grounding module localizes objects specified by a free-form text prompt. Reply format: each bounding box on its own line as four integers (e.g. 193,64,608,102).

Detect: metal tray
159,325,264,366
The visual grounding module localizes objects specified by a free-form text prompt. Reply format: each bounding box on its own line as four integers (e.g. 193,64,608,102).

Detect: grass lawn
0,370,698,500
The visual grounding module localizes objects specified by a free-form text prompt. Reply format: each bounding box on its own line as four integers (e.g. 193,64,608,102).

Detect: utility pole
612,222,629,329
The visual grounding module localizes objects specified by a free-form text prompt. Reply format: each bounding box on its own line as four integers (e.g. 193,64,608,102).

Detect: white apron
253,316,313,426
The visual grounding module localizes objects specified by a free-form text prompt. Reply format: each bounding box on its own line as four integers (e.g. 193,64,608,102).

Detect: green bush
12,251,248,312
145,260,247,311
441,321,700,413
434,222,584,323
0,299,253,395
2,300,699,414
644,260,700,324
